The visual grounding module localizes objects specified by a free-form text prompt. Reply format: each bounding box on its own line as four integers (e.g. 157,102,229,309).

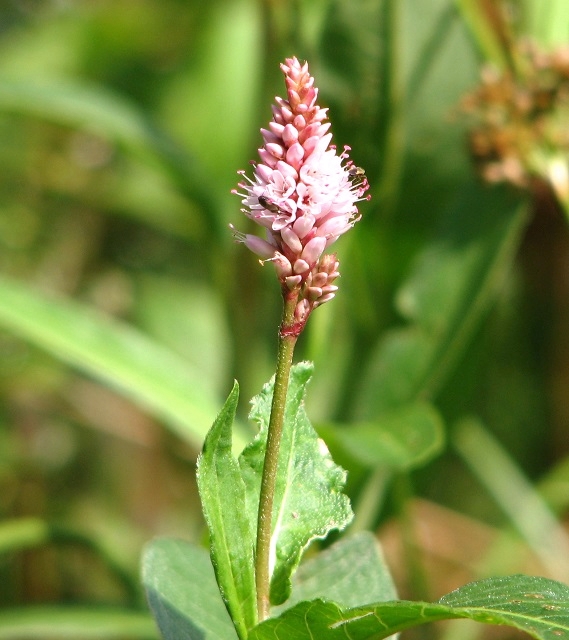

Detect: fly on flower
348,166,366,188
232,57,369,330
258,195,284,215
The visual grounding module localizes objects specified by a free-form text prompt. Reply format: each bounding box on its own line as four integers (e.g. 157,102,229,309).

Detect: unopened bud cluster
232,57,369,326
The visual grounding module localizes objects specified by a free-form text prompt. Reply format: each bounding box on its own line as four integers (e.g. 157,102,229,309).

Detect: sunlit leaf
196,383,257,639
0,606,157,639
279,531,397,612
0,76,216,212
0,275,248,451
357,183,529,417
320,401,444,470
142,538,238,640
250,575,569,640
239,362,353,606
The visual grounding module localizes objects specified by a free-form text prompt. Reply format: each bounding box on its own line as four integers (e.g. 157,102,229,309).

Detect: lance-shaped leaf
279,531,397,612
239,362,353,606
250,575,569,640
142,538,238,640
356,183,529,418
196,383,257,639
0,274,248,451
319,401,445,471
0,606,157,639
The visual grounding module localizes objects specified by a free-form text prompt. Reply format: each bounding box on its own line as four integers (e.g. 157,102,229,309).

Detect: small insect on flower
348,166,366,188
258,195,283,215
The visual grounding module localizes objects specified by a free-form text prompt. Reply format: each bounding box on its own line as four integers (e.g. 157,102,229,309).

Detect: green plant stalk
255,289,300,621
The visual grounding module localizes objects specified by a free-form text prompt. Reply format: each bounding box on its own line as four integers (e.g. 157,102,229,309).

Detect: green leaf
319,401,445,470
279,532,397,612
134,275,231,396
438,575,569,633
160,0,261,198
0,606,157,639
250,575,569,640
454,418,569,580
196,383,257,639
142,538,238,640
239,362,353,606
455,0,510,68
357,183,529,417
0,274,248,451
0,77,217,214
523,0,569,49
539,455,569,516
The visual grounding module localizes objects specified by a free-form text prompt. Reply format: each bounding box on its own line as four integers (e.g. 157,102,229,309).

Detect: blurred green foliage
0,0,569,638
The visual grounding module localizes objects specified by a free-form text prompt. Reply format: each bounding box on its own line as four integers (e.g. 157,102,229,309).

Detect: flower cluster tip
232,57,369,325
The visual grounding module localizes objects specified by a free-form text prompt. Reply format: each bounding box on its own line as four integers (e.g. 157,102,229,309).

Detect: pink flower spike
258,148,277,167
293,115,306,129
256,164,273,182
321,284,339,295
306,286,323,301
232,56,369,313
311,272,328,287
313,292,336,307
316,215,355,240
275,161,298,179
261,128,279,144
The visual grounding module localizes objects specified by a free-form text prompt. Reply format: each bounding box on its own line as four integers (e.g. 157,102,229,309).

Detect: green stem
255,290,300,621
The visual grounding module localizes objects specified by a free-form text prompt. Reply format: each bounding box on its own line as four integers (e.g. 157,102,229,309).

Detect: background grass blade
0,275,248,450
0,607,157,639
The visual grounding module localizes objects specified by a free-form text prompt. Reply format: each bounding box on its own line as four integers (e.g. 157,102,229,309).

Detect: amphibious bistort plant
142,57,569,640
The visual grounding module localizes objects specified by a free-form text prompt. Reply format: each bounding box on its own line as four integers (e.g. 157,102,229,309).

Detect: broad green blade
0,275,248,450
523,0,569,49
279,532,397,612
196,383,257,639
0,606,157,639
250,575,569,640
454,418,569,580
357,183,529,417
455,0,510,68
239,362,353,606
142,538,238,640
320,401,444,471
0,77,216,213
